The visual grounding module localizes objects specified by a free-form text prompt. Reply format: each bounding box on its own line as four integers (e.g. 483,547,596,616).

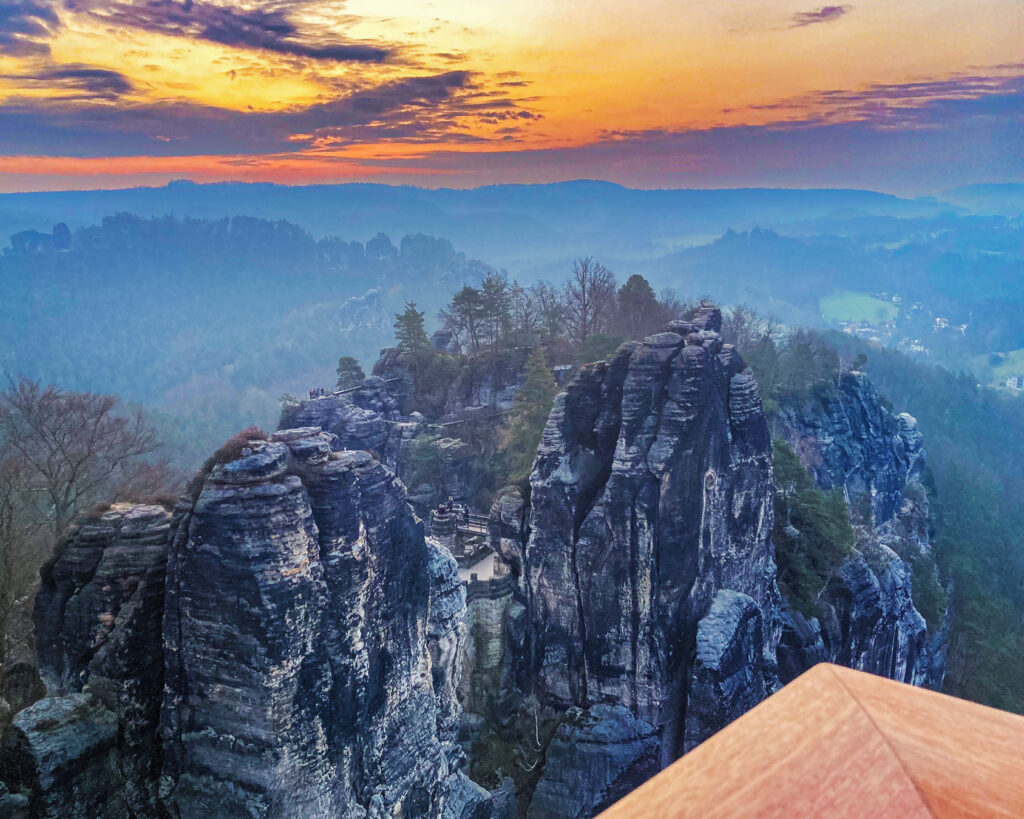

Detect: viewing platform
429,500,510,589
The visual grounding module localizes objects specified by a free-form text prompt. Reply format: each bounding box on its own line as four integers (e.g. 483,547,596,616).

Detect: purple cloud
0,0,60,56
0,65,135,100
0,69,538,155
791,5,851,27
65,0,390,63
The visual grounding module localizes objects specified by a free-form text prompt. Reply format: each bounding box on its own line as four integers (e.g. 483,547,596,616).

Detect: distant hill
0,180,956,274
943,183,1024,215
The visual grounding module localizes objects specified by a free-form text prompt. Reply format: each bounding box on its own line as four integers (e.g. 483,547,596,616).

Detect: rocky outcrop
2,308,948,819
338,289,391,337
279,379,426,476
778,372,924,524
3,430,497,818
776,541,928,684
528,706,659,819
372,347,528,421
433,438,485,503
775,370,946,689
160,430,485,817
466,310,945,815
30,502,172,814
487,306,779,814
443,350,529,416
684,590,771,749
0,694,123,818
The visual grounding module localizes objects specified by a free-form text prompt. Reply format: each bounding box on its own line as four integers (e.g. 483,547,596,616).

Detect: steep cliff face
442,350,529,416
471,311,945,816
4,430,496,818
3,313,947,819
779,372,924,525
2,503,172,817
489,306,780,815
775,372,946,688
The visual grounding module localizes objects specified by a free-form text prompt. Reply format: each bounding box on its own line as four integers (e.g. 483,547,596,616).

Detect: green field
976,348,1024,379
820,291,899,323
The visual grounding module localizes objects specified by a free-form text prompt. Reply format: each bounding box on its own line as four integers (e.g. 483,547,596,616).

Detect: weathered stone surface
3,310,948,819
31,502,171,815
775,370,947,690
280,388,395,459
6,429,500,818
528,705,659,818
373,347,529,421
778,371,923,525
516,319,777,741
462,309,946,815
443,349,529,416
279,384,426,488
479,309,779,814
35,503,171,695
427,538,470,756
434,437,484,502
0,694,126,818
0,780,28,819
777,541,930,686
160,431,484,817
684,590,770,749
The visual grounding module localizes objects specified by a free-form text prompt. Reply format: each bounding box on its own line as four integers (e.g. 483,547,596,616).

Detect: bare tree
510,282,541,344
0,452,46,678
0,377,160,536
563,257,617,344
658,287,684,319
531,281,566,341
720,305,784,352
0,378,172,710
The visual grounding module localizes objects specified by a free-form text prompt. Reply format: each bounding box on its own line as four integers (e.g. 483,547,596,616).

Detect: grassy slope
820,291,899,323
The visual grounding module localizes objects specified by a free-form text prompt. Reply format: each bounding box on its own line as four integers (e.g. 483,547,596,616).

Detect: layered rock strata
2,430,495,818
775,371,946,688
489,306,780,814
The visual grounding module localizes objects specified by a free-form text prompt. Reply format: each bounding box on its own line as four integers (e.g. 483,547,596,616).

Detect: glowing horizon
0,1,1021,194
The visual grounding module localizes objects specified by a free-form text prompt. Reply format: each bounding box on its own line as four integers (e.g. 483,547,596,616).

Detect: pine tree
394,301,430,353
336,356,365,389
441,286,485,352
480,274,512,347
500,347,558,479
616,274,660,339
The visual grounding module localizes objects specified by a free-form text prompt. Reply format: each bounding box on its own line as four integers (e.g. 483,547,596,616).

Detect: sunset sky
0,0,1021,193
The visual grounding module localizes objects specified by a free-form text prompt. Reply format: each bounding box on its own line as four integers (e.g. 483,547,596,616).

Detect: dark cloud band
74,0,391,63
0,65,135,99
0,69,535,156
0,0,60,56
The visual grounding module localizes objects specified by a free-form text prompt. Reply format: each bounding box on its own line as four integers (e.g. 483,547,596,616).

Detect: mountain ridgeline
0,305,946,817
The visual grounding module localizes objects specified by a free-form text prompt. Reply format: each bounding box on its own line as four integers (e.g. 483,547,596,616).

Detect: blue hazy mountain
0,180,964,272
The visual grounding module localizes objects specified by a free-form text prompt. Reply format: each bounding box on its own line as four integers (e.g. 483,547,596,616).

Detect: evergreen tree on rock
500,347,558,479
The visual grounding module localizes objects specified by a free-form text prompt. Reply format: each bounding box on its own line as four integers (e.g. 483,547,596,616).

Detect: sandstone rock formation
1,306,947,819
1,430,496,818
468,308,943,816
30,502,172,814
482,305,781,815
775,371,947,688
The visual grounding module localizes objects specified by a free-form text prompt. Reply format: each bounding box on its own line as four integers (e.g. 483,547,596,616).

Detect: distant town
826,290,1022,394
